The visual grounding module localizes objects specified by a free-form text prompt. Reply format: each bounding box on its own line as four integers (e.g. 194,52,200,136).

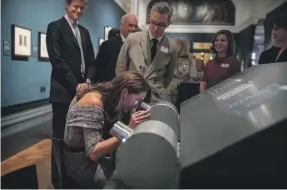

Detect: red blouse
201,56,241,88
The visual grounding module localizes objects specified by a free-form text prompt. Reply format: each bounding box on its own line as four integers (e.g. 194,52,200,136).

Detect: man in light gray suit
115,2,178,104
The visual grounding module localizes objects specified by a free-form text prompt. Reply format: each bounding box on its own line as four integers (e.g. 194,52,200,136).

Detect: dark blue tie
151,39,158,62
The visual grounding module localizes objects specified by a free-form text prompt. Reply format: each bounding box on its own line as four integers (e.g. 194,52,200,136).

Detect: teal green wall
1,0,124,107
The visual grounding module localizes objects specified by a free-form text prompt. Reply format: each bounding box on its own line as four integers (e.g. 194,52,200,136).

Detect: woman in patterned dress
63,71,151,188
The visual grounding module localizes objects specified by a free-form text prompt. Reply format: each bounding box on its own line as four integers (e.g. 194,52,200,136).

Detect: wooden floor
1,139,53,189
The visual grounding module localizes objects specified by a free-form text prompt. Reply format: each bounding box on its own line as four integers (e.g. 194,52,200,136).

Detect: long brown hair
92,72,151,122
273,14,287,29
212,30,236,57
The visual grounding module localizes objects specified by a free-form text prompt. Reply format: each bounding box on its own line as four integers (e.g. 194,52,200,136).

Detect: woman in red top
200,30,241,93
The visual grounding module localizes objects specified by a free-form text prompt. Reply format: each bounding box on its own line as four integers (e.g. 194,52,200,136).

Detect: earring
120,96,124,106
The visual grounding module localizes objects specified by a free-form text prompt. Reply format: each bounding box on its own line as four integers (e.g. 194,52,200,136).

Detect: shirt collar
214,55,232,64
64,14,78,27
120,33,126,42
149,29,163,43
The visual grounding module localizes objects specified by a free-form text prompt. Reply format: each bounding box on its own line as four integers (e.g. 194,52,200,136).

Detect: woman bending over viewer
63,72,151,188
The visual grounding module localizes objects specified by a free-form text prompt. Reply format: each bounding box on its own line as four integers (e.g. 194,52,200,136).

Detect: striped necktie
72,23,85,78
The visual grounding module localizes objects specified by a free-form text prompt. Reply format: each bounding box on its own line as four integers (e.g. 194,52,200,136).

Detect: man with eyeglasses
115,2,178,104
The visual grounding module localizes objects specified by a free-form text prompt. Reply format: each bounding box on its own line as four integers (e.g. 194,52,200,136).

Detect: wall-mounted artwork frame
98,37,104,47
104,26,112,40
146,0,235,26
11,24,32,61
38,32,49,62
193,42,213,50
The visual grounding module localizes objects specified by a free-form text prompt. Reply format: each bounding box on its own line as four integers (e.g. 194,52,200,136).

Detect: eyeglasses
149,20,167,28
135,98,143,109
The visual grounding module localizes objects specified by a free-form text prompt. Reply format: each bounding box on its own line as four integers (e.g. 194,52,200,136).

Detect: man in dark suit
95,14,138,82
46,0,95,188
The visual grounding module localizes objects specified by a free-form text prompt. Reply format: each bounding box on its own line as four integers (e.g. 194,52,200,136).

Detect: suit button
153,79,156,84
139,66,142,69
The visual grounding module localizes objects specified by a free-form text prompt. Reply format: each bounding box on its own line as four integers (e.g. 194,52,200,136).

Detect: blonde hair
173,38,190,57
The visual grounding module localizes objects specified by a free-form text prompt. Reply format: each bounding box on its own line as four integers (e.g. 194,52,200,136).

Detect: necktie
73,23,85,78
151,38,158,62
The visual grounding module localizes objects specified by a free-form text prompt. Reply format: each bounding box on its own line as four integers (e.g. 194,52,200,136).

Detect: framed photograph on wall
193,42,212,50
98,37,104,47
38,32,49,61
104,26,112,40
11,24,32,60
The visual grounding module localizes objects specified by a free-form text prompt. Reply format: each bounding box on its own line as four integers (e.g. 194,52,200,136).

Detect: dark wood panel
235,25,256,68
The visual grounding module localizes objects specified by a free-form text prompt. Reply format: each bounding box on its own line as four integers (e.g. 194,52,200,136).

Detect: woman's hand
129,110,151,129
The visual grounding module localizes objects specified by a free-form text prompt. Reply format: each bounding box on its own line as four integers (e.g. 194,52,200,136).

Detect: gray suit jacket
115,30,178,103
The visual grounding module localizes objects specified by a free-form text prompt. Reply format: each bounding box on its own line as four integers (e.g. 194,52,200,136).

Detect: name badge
221,63,229,68
160,46,168,53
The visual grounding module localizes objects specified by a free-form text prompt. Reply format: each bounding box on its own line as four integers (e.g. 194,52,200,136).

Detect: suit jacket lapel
115,35,123,47
154,35,170,67
61,17,79,48
146,31,152,65
139,31,151,66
